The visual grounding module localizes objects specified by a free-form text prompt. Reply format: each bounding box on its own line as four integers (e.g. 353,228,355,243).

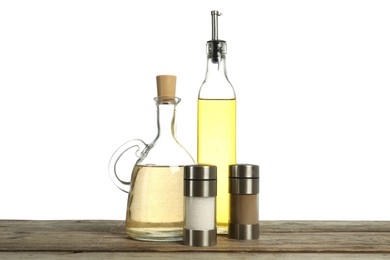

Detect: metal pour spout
211,10,222,40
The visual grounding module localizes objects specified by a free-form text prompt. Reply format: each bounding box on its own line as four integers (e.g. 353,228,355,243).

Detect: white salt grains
185,197,215,230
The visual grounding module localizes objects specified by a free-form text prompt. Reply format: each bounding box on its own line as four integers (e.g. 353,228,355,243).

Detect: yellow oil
197,98,236,233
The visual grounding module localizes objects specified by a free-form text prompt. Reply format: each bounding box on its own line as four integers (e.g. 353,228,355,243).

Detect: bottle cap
207,10,227,63
156,75,176,101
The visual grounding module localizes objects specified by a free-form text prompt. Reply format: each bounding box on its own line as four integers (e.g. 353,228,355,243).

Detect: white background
1,0,389,220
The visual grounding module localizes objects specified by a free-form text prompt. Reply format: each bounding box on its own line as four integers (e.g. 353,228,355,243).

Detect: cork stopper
156,75,176,101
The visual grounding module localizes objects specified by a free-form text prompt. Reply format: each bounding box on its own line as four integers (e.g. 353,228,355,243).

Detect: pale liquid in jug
125,165,184,241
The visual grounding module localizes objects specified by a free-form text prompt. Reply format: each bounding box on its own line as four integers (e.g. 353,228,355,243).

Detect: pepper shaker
184,165,217,247
228,164,260,240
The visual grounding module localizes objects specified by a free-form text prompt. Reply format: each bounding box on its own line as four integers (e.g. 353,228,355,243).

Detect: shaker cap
229,164,259,178
184,165,217,180
229,164,259,195
156,75,176,101
184,165,217,197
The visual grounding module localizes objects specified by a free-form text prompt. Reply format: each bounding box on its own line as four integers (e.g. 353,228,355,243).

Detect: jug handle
108,139,148,193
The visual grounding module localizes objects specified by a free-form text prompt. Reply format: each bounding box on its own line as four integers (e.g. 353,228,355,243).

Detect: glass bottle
109,75,194,241
198,10,236,234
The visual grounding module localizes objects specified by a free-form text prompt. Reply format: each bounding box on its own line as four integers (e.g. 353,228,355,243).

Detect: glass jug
109,75,194,241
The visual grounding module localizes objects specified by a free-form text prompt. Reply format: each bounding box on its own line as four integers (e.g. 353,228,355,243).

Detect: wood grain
2,252,390,260
1,220,390,258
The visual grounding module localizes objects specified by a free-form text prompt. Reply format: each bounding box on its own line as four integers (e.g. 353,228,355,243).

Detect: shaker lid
229,164,259,195
184,165,217,180
156,75,176,100
229,164,259,178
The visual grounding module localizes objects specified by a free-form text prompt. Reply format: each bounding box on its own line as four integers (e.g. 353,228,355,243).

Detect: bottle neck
205,39,228,77
199,52,235,100
155,99,178,143
206,53,228,79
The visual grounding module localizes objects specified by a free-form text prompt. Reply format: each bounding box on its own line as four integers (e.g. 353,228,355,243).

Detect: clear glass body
198,50,236,233
110,97,194,241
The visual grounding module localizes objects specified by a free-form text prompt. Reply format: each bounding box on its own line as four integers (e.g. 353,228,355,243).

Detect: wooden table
1,220,390,259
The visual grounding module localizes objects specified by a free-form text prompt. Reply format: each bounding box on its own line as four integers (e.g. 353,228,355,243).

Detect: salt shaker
228,164,260,240
184,165,217,247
